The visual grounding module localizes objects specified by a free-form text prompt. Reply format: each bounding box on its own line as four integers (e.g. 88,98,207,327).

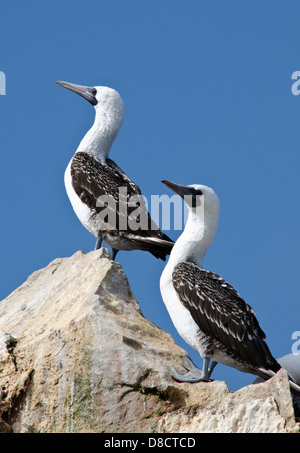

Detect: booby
56,81,174,260
160,180,300,393
253,353,300,386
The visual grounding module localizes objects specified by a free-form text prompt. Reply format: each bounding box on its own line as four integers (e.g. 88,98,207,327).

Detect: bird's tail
257,366,300,395
147,237,174,260
150,243,174,261
127,234,174,261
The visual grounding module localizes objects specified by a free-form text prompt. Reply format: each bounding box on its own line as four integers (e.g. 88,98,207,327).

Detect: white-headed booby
56,81,174,260
160,180,300,394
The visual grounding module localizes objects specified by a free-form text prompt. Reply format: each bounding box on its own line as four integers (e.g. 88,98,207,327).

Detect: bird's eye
92,88,97,95
190,188,202,196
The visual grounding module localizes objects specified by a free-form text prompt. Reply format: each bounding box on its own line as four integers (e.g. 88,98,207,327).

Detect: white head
56,80,124,161
92,85,124,128
162,180,220,266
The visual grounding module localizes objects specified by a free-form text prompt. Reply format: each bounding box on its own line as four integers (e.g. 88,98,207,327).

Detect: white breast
160,266,203,355
64,159,96,237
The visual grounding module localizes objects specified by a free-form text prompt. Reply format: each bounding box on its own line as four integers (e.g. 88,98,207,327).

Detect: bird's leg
208,360,218,378
94,238,102,250
111,248,119,261
171,356,213,383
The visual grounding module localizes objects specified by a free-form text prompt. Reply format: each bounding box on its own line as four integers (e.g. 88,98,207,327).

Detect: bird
253,353,300,386
160,180,300,394
56,80,174,260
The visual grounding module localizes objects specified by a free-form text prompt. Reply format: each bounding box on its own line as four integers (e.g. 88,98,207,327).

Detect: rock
253,353,300,420
0,249,299,433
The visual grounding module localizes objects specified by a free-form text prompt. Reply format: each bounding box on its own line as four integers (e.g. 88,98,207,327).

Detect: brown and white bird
160,180,300,394
56,80,174,260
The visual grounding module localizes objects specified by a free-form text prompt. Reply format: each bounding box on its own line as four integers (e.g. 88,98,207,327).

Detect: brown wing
172,261,280,372
71,152,173,257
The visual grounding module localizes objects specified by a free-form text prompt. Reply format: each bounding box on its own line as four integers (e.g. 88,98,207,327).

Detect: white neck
76,107,124,163
165,207,219,274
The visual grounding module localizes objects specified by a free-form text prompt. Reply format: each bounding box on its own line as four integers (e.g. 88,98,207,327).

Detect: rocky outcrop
0,249,299,433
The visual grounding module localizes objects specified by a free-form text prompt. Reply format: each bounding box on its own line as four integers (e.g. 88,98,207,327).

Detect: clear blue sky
1,1,300,391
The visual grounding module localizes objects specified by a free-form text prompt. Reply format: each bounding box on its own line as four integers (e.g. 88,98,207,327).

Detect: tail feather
149,239,174,260
150,244,174,261
125,233,174,260
257,367,300,395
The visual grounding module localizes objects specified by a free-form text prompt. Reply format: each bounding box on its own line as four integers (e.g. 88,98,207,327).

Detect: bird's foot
182,355,203,374
171,356,216,383
171,366,211,383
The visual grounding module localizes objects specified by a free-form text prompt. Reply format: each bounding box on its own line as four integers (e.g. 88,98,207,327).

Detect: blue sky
1,1,300,391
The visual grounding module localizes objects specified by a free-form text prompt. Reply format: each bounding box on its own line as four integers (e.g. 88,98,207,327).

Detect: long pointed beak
162,180,193,198
162,180,202,208
55,80,98,106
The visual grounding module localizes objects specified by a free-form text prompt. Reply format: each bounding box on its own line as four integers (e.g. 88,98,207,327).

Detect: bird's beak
55,80,98,106
162,180,201,208
162,180,193,198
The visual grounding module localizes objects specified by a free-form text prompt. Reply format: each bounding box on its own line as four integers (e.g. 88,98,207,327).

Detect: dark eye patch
189,188,203,196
